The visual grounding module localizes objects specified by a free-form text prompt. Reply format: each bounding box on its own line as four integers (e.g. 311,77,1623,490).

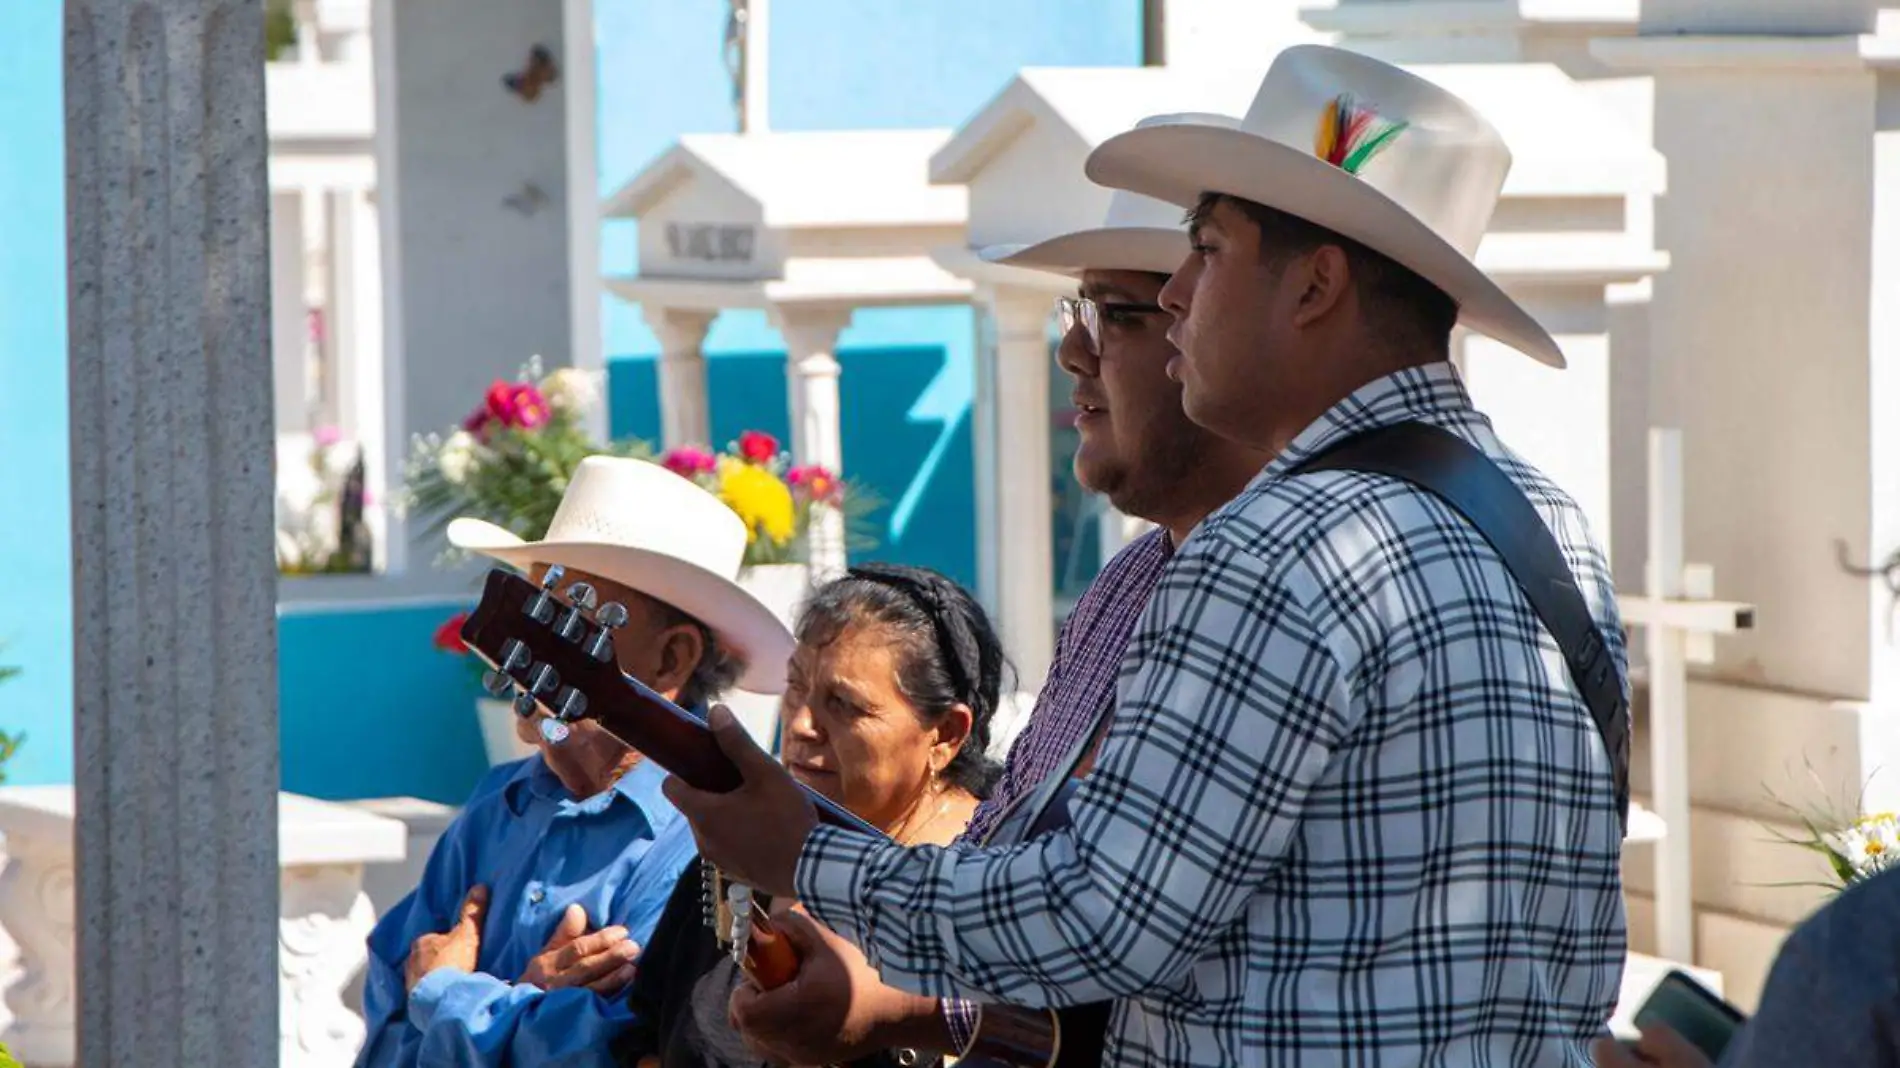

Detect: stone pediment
602,129,967,287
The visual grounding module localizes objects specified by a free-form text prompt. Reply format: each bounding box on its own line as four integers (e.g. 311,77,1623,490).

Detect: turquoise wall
0,0,1140,800
0,1,71,787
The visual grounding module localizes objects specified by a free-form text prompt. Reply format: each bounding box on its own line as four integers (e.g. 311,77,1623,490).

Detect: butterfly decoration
503,45,559,103
503,183,549,217
1314,93,1408,176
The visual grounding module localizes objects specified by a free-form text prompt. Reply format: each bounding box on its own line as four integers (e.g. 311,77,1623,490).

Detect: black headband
845,566,978,707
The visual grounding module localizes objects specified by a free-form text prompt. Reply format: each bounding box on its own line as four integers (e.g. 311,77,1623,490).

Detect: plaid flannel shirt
797,362,1629,1067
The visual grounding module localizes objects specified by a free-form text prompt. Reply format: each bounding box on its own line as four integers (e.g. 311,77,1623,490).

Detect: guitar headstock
460,566,630,745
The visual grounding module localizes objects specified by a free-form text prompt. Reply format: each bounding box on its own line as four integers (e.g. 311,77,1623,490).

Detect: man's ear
1289,245,1353,329
653,623,707,699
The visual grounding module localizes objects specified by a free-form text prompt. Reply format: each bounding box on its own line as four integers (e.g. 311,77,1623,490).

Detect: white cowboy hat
1084,44,1565,368
977,114,1242,278
447,456,795,694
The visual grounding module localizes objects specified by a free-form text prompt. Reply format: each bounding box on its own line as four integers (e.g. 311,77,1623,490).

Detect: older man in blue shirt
356,457,797,1067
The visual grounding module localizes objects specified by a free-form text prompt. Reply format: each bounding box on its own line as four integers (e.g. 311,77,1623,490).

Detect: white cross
1615,428,1756,966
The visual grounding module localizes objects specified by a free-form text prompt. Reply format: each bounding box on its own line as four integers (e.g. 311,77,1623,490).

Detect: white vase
726,563,812,748
475,696,539,767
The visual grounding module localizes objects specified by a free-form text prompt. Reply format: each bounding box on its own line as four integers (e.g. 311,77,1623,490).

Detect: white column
0,789,407,1068
64,2,281,1065
645,306,716,448
742,0,770,134
328,187,387,561
978,287,1055,691
563,0,607,444
771,305,854,580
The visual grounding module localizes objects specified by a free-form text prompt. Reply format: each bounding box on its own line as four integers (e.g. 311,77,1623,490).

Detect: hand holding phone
1631,969,1747,1064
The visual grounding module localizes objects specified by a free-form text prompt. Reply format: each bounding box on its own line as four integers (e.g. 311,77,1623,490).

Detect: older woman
614,563,1005,1068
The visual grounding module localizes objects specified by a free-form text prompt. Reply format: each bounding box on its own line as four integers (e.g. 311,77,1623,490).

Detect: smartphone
1633,969,1748,1062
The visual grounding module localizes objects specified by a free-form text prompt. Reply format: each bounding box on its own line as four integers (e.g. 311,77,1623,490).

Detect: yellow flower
0,1042,22,1068
716,458,796,546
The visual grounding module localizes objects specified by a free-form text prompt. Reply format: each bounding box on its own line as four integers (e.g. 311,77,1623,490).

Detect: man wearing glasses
714,181,1272,1066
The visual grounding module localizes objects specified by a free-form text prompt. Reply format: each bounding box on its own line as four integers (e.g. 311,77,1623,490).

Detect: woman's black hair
793,564,1007,798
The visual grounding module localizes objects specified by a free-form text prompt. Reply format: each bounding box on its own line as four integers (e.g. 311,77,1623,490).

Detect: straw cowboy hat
447,456,796,694
978,113,1241,277
1084,44,1564,368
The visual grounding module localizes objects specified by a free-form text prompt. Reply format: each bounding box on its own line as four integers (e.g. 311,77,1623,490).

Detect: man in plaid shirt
711,181,1272,1065
666,47,1629,1066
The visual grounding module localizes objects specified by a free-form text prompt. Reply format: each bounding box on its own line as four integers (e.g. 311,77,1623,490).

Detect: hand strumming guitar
660,705,817,898
728,906,949,1065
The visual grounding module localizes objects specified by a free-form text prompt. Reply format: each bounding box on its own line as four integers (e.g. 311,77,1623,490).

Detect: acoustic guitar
462,565,1110,1068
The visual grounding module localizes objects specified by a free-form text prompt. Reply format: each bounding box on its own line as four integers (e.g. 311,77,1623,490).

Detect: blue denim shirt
1720,865,1900,1067
356,752,697,1067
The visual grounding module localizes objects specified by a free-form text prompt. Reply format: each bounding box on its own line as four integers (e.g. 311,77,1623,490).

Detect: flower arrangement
400,358,876,567
399,356,621,550
655,430,871,567
1765,767,1900,893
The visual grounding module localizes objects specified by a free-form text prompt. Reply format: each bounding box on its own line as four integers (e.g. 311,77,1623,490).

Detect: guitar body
955,778,1112,1068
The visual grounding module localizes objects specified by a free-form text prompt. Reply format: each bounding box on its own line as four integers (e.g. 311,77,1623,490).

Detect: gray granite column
64,2,280,1066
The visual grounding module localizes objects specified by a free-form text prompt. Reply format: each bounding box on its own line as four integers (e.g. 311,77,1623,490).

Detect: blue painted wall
0,1,72,787
0,0,1140,798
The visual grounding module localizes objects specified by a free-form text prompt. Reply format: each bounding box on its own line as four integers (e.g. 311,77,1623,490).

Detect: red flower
788,464,842,505
737,430,779,465
464,381,552,440
661,446,718,479
433,612,471,655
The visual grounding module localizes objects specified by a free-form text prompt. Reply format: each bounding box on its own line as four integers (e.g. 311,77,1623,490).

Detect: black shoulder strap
1292,420,1630,826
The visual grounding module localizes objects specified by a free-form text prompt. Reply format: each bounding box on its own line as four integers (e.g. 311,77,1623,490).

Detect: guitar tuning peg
482,670,515,697
555,605,589,644
512,690,539,718
552,685,587,722
585,602,628,663
500,639,531,674
527,662,560,696
564,582,597,610
524,566,564,625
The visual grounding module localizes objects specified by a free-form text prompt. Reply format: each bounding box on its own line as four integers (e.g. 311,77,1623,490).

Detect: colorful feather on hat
1314,93,1408,175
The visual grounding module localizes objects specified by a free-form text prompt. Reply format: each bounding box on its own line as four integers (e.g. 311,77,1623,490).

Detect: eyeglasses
1055,296,1166,354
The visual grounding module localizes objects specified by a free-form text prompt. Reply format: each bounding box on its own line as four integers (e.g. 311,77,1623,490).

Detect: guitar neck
594,670,887,840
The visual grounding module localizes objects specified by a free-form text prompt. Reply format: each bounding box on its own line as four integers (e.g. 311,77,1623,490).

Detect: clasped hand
404,886,640,997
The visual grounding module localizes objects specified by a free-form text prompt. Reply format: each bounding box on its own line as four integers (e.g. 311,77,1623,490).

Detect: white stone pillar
772,305,854,580
978,287,1055,692
64,3,281,1065
645,306,716,448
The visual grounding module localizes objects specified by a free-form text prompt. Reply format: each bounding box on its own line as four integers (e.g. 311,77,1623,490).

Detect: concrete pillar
63,2,281,1066
772,305,853,580
978,287,1055,692
646,306,716,447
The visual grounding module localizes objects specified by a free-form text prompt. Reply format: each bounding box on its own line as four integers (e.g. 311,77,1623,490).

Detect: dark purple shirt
942,526,1174,1047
